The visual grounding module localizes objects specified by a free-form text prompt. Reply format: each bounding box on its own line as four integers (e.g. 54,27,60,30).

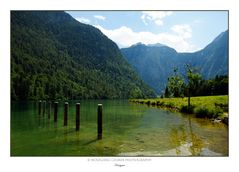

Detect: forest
164,66,228,98
11,11,156,100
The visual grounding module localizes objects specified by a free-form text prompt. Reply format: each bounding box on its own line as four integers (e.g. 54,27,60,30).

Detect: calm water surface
11,100,228,156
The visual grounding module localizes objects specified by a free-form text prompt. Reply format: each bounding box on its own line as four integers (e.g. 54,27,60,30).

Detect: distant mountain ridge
147,43,166,47
121,30,228,94
11,11,156,100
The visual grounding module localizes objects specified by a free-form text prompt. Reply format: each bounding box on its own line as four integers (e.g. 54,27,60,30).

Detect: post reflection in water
11,100,228,156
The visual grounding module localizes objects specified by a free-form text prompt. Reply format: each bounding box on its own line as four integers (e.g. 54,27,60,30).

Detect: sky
66,11,228,52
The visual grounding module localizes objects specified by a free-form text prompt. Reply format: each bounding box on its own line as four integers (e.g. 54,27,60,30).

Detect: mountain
147,43,166,47
121,30,228,94
11,11,156,100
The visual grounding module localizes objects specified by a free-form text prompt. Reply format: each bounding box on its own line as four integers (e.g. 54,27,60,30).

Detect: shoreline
130,95,228,125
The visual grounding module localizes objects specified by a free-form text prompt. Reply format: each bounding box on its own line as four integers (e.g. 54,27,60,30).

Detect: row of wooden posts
38,100,103,140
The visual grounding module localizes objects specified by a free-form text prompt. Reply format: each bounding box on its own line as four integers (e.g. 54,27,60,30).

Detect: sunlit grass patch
130,95,228,123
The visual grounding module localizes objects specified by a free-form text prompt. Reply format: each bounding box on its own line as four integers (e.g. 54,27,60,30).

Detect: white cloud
94,25,196,52
141,15,148,25
94,15,106,20
171,24,192,39
141,11,173,26
75,17,91,24
155,20,163,26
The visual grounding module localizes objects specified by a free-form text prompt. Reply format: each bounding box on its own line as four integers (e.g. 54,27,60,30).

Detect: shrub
195,106,213,118
151,101,156,106
213,108,224,118
145,100,150,105
139,101,144,104
165,102,174,108
215,103,228,112
180,105,195,114
156,101,164,106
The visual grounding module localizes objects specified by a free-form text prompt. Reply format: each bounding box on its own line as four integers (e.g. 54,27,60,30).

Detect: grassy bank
130,95,228,124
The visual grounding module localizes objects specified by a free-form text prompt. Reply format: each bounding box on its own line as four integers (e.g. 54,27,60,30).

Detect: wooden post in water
48,102,51,119
54,102,58,122
64,102,68,126
38,100,42,116
76,103,80,131
97,104,103,140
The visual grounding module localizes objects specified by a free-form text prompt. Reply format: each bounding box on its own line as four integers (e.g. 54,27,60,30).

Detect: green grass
130,95,228,123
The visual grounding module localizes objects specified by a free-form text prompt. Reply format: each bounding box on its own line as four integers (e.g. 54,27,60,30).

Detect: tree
164,86,170,98
165,65,227,108
166,67,185,98
185,64,202,107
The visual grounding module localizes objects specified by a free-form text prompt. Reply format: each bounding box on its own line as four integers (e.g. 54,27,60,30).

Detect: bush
156,101,164,106
180,105,195,114
151,101,156,106
195,106,214,118
215,103,228,112
165,102,174,108
139,101,144,104
213,108,224,118
145,100,150,105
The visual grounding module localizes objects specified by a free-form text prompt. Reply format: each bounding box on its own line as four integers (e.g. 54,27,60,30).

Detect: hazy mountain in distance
121,30,228,94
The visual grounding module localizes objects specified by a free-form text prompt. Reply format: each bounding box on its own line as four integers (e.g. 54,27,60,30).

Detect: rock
213,119,222,123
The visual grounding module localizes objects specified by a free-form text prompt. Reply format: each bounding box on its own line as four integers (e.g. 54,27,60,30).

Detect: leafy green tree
166,67,185,98
129,86,143,99
165,65,227,102
185,64,202,107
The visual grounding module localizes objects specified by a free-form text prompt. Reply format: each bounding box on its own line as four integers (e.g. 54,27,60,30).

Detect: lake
11,100,228,156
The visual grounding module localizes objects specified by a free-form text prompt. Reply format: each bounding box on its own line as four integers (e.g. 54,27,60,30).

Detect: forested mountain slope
11,11,156,100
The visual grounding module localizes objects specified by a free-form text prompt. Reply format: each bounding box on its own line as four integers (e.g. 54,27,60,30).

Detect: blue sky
66,11,228,52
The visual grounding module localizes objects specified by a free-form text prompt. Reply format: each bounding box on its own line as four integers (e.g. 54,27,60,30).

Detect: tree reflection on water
170,116,204,156
170,125,186,155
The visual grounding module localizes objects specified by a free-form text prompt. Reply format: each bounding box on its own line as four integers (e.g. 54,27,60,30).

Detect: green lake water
11,100,228,156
